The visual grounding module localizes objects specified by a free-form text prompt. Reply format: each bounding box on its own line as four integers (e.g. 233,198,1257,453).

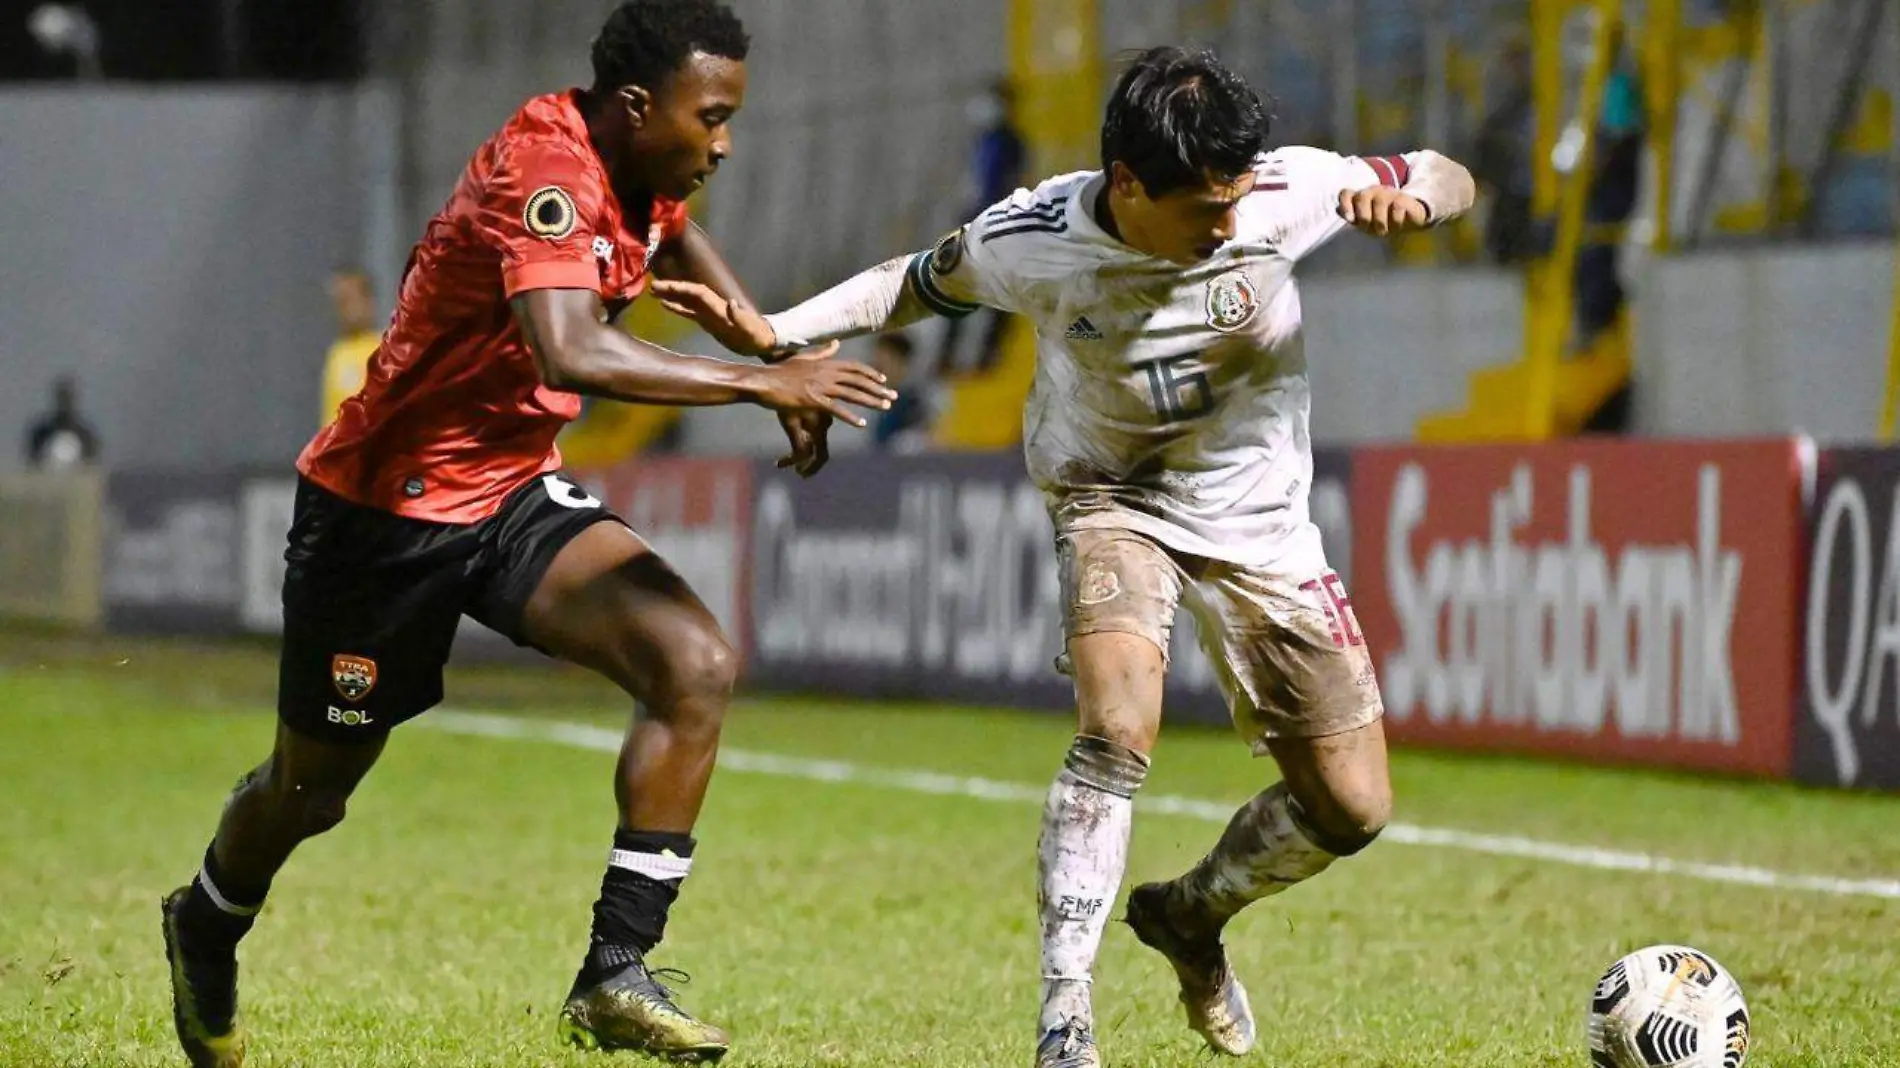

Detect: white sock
1037,736,1148,1034
1177,781,1336,928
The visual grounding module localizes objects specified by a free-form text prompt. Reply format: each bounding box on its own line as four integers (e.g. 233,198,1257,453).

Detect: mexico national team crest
331,654,378,702
524,186,577,240
1205,270,1260,332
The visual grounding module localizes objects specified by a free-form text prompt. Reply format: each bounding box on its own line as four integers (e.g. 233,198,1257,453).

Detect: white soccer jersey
910,147,1424,569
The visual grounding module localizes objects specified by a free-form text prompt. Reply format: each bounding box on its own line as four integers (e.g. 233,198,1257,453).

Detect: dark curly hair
1101,46,1271,197
591,0,750,93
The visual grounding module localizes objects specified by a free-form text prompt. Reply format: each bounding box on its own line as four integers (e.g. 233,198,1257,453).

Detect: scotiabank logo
1355,443,1800,776
1383,462,1739,741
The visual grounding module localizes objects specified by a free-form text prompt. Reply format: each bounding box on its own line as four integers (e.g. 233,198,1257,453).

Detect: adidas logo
1064,315,1104,341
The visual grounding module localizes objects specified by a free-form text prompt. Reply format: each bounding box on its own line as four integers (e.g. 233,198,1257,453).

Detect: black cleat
560,946,730,1062
161,887,247,1068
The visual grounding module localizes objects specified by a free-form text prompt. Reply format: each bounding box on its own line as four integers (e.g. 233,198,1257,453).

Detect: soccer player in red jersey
159,3,886,1063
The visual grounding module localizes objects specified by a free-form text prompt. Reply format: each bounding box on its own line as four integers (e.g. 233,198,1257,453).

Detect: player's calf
1121,777,1347,1059
1038,734,1149,1041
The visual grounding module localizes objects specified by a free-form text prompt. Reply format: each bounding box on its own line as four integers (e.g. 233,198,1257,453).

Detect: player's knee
297,790,351,838
256,766,352,839
1084,716,1159,755
648,627,740,719
1061,734,1151,797
1301,784,1390,856
1075,692,1162,754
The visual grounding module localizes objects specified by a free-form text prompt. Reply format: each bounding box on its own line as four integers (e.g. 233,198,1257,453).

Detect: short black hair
591,0,750,93
1100,46,1271,196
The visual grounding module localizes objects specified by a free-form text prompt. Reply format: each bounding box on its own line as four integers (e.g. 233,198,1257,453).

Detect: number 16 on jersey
1134,354,1215,423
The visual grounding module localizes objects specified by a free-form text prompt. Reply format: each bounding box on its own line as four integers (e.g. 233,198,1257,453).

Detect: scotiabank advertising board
1795,449,1900,790
1352,441,1806,777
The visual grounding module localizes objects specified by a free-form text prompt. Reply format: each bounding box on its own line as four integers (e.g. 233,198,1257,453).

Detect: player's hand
1337,186,1431,237
651,279,778,357
753,355,896,428
776,409,833,477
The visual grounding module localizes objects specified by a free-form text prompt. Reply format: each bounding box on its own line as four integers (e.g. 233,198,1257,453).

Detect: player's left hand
651,279,779,357
1337,186,1431,237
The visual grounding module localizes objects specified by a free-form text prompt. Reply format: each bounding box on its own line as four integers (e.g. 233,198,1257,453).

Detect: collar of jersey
1065,173,1151,262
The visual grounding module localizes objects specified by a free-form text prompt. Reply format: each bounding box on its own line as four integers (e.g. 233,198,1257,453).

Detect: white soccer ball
1588,945,1750,1068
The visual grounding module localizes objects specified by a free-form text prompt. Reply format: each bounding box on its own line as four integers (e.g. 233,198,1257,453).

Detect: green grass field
3,632,1898,1067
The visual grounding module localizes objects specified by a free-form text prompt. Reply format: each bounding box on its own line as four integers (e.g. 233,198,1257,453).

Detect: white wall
1637,242,1895,443
0,87,394,469
385,0,1008,311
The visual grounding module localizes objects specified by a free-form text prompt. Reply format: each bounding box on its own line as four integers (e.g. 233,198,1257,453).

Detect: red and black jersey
299,90,690,524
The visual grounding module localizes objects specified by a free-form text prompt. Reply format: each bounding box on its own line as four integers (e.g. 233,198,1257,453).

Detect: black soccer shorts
277,471,621,743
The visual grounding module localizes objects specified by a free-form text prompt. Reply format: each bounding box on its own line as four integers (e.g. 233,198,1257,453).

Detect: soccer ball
1588,945,1749,1068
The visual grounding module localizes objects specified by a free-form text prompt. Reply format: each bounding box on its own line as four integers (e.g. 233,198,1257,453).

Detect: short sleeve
476,141,608,297
1265,147,1429,263
905,188,1045,317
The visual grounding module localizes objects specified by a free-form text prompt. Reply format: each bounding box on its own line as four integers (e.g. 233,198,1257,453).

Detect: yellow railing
1521,0,1619,438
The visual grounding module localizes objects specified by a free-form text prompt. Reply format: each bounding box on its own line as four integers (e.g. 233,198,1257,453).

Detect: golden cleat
560,952,730,1062
161,888,248,1068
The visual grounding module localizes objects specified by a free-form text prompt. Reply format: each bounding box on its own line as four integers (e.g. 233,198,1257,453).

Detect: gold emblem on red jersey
331,654,378,702
525,186,577,240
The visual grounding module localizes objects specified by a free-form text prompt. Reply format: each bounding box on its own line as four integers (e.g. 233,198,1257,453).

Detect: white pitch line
427,710,1900,902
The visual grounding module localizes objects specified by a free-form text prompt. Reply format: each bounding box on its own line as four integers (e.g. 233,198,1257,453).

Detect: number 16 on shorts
1300,571,1364,649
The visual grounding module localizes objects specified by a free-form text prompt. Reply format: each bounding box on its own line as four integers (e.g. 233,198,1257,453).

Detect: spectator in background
25,376,100,470
322,266,380,426
1576,54,1644,346
936,80,1025,376
1473,36,1536,265
871,333,934,452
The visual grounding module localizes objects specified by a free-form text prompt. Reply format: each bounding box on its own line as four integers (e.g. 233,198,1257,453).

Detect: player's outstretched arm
649,222,786,359
650,221,840,475
657,253,940,357
1335,150,1476,238
510,288,894,427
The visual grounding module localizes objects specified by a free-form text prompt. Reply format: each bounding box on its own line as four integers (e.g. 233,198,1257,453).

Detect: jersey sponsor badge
929,228,966,276
331,654,378,702
1205,270,1260,332
524,186,578,240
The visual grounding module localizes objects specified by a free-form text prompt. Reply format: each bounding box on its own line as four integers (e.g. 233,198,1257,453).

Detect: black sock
588,830,694,963
179,844,269,948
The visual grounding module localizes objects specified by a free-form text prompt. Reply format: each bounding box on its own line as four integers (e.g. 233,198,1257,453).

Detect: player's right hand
754,356,896,428
652,279,779,357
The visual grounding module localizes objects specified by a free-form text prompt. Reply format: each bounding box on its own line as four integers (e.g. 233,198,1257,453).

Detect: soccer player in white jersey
656,45,1475,1068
